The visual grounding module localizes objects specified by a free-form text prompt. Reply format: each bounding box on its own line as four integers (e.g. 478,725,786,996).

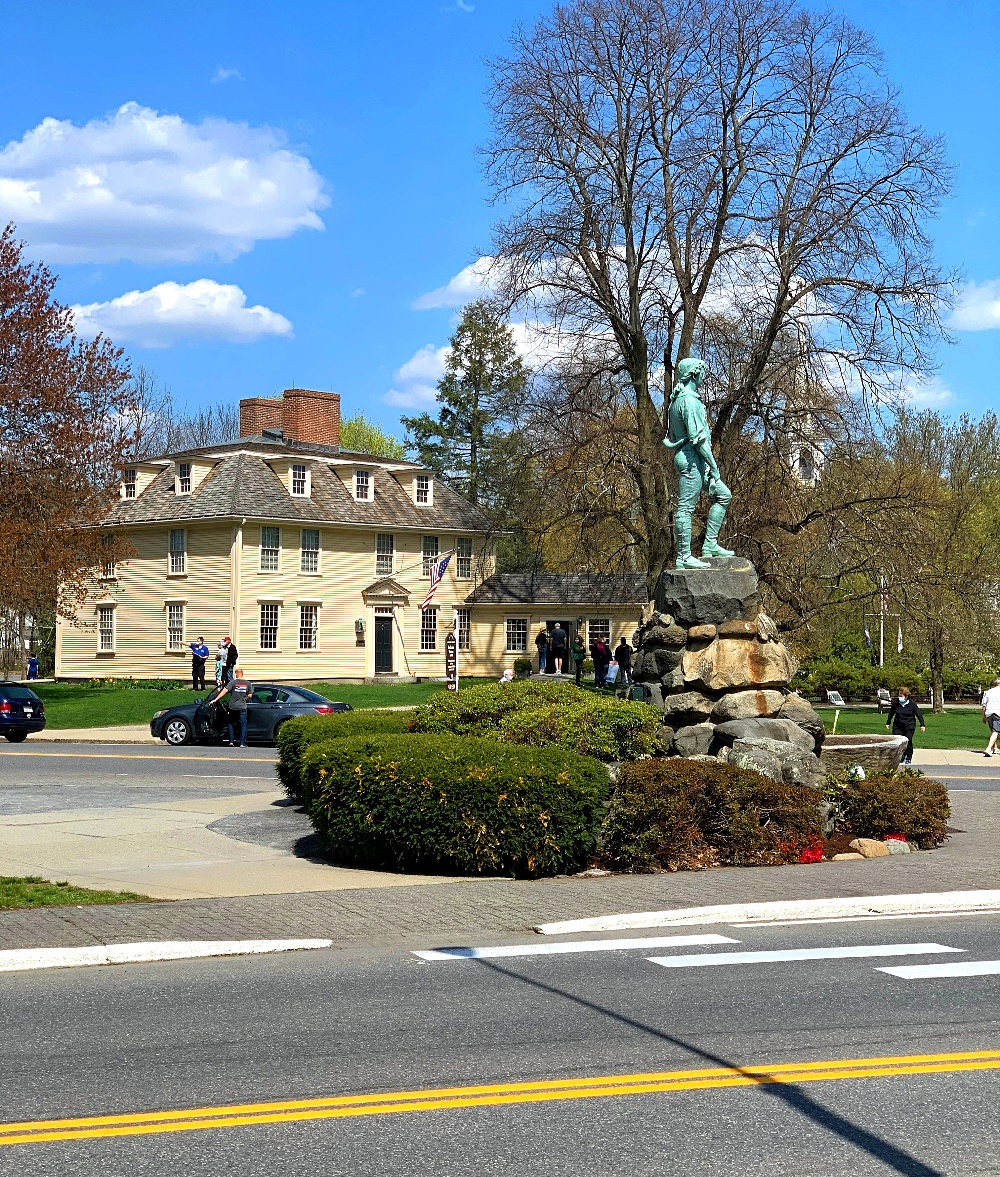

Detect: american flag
421,553,452,610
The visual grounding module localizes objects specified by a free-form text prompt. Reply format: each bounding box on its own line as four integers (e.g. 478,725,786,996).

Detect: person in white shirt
981,678,1000,757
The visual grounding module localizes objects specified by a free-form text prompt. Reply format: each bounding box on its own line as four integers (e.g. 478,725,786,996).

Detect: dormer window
354,470,371,501
291,463,309,497
415,474,432,505
177,462,192,495
123,469,137,499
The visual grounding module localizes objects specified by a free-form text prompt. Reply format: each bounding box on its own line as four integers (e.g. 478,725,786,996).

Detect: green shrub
304,734,608,877
85,677,188,691
833,770,950,848
602,759,824,872
411,680,659,760
276,709,416,802
512,657,533,675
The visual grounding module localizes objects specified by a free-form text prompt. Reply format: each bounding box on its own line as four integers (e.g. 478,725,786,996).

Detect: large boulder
672,722,715,757
728,739,783,782
634,645,684,681
655,559,759,628
661,690,713,725
730,736,826,791
682,638,798,691
778,694,826,752
710,689,785,724
713,717,815,753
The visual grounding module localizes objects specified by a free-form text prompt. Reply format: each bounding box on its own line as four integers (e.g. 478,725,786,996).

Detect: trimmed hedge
276,709,416,802
834,770,950,848
601,758,825,872
303,734,609,878
411,680,660,761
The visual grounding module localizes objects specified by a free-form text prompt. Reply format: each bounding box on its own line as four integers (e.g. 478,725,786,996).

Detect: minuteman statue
665,356,734,570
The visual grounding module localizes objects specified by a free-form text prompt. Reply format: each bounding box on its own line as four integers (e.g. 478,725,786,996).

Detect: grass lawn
815,704,987,750
27,677,490,729
0,876,150,910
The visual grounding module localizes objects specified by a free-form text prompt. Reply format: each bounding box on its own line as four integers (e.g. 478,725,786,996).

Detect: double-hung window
375,534,394,577
420,606,438,651
260,604,279,650
456,537,473,579
300,529,320,573
168,528,186,575
177,463,192,494
166,603,185,650
588,617,611,646
355,470,371,501
421,535,439,577
97,605,115,652
299,605,318,650
123,469,137,499
260,526,280,572
457,607,471,651
415,475,430,504
291,464,308,496
506,617,528,653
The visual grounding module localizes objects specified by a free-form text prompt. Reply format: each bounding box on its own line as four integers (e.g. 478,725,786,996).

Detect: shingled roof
106,443,493,532
464,572,648,606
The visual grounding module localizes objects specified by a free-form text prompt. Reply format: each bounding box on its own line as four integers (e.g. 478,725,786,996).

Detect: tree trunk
929,630,945,715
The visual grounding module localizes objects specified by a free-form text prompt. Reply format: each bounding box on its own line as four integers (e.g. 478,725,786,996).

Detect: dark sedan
0,683,46,743
150,683,352,746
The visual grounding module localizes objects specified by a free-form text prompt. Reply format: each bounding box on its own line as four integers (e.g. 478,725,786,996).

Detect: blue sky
1,0,998,433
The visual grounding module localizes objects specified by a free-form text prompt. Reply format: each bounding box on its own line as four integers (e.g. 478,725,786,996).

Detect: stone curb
0,939,332,973
535,889,1000,935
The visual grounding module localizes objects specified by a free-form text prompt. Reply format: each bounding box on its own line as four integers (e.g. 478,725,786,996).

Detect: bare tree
485,0,952,589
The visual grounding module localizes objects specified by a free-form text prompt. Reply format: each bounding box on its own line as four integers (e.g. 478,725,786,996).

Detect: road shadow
476,959,943,1177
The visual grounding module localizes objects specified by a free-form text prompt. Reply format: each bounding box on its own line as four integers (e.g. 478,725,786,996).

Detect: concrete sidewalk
0,790,995,953
36,725,160,744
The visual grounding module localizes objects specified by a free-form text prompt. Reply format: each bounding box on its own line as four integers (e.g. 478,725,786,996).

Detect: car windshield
1,686,40,701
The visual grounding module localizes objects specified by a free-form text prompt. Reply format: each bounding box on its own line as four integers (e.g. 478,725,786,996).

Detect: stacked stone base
633,558,826,792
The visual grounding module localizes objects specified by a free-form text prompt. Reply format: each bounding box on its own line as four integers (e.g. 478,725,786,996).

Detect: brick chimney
238,389,341,447
282,388,341,447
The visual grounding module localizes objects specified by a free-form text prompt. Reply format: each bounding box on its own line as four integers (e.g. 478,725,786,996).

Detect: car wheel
3,732,28,743
271,719,288,745
163,718,192,746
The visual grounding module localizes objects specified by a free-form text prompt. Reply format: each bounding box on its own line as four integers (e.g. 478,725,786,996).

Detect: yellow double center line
2,1050,999,1147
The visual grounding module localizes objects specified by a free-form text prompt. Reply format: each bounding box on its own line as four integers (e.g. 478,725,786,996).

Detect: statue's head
675,357,706,388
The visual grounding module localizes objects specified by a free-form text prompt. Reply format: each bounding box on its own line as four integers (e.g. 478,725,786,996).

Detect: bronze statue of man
665,357,733,569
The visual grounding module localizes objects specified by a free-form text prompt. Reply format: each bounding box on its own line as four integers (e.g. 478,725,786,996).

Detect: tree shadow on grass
476,959,942,1177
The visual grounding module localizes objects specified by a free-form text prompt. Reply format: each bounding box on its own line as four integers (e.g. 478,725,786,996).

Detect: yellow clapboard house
55,389,645,682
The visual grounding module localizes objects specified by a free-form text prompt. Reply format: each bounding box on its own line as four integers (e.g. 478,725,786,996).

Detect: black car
0,683,46,742
150,683,352,746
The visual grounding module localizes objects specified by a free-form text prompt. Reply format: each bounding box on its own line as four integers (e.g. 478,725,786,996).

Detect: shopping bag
605,661,620,684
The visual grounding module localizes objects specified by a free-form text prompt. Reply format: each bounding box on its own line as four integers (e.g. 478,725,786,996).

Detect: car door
194,685,227,739
245,686,278,740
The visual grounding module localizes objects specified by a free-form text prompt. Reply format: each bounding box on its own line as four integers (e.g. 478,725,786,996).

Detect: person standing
223,637,239,685
188,636,209,692
590,637,611,688
571,633,587,685
215,647,225,685
218,669,252,748
26,654,39,680
613,636,634,686
885,686,925,766
550,623,567,675
981,677,1000,757
534,627,549,675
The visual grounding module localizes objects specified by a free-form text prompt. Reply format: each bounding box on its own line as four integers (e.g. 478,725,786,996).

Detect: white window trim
419,606,439,653
259,525,281,574
414,474,433,507
375,533,395,577
354,469,373,502
96,603,116,654
299,528,321,575
258,601,281,653
167,528,187,577
421,535,440,578
297,602,320,652
176,462,192,496
290,463,311,498
164,600,186,654
504,614,530,654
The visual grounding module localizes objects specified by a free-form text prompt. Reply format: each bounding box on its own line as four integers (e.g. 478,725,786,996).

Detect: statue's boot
675,514,712,570
701,502,734,559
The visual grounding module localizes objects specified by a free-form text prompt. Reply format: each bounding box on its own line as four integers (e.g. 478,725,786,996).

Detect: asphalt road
0,912,998,1175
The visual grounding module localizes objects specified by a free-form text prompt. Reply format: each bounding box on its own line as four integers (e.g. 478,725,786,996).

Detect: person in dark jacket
189,637,210,691
613,637,634,686
571,634,587,686
590,638,612,688
223,637,239,685
885,686,925,766
550,623,568,675
534,628,549,674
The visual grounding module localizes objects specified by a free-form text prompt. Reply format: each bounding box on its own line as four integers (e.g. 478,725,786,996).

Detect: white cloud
0,102,328,263
384,343,448,408
413,257,495,309
72,279,293,348
951,280,1000,331
211,66,244,84
902,375,953,408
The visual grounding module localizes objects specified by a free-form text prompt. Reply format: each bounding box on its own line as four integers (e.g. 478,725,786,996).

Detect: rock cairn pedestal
632,558,826,790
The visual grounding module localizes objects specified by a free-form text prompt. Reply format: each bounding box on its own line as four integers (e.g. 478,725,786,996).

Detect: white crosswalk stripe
647,943,963,969
878,959,1000,979
412,934,738,961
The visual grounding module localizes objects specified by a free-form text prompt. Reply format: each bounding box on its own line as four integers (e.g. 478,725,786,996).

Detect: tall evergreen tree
401,300,529,508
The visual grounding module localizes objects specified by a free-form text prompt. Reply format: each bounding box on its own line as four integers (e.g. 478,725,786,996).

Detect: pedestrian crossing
414,932,1000,982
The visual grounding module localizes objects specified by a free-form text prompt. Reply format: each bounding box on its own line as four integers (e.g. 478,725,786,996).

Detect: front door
374,616,393,674
546,621,572,673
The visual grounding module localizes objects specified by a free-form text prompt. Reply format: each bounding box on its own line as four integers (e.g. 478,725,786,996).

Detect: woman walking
885,686,925,767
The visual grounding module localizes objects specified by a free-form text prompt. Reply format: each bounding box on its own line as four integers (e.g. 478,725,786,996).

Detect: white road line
879,960,1000,980
0,940,333,973
647,943,963,969
412,934,738,961
729,912,996,928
